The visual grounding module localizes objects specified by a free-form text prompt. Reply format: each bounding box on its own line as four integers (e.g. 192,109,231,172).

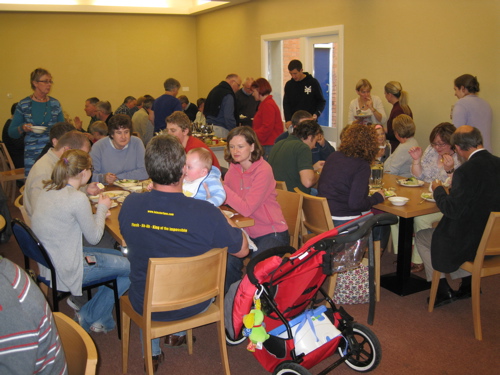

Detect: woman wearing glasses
8,68,64,176
403,122,462,273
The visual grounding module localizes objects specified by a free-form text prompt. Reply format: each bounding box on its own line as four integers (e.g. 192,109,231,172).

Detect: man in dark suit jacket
416,126,500,307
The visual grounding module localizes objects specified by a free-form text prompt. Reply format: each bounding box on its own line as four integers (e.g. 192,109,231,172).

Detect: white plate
31,126,47,134
222,210,234,218
421,192,435,202
116,196,126,203
397,178,424,187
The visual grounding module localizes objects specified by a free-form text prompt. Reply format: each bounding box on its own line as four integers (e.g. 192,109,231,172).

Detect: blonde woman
348,79,387,125
31,149,130,333
384,81,412,150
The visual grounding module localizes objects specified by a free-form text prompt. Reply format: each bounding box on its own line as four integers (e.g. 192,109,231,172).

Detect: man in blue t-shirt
119,134,248,371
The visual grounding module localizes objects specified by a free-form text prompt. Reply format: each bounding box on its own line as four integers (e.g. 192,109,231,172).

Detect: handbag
333,264,369,305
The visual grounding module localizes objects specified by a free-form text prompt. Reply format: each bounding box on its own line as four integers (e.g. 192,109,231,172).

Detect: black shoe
455,284,472,300
428,288,457,308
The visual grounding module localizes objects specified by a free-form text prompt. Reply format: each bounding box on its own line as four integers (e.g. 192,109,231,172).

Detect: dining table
373,174,440,296
97,184,254,247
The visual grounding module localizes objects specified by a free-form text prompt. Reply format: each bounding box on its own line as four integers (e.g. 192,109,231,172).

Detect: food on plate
119,179,138,184
397,177,424,187
421,192,435,202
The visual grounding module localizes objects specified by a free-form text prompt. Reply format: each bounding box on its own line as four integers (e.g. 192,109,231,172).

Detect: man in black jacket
204,74,241,138
283,60,325,129
416,126,500,307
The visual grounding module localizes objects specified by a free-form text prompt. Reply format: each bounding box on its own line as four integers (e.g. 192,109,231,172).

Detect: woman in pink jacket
223,126,289,289
251,78,284,160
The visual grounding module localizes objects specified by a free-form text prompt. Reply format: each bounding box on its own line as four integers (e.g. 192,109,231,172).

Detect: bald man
415,126,500,307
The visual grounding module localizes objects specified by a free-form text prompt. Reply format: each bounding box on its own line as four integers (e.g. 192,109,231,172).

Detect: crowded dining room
0,1,498,374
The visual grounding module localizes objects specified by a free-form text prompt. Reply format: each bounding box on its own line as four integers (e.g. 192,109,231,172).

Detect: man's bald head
451,126,483,156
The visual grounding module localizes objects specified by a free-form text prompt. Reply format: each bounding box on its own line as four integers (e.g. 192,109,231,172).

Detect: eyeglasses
431,142,448,148
37,80,54,84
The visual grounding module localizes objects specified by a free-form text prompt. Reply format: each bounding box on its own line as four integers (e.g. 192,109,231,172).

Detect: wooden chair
121,248,230,375
293,188,384,302
0,142,25,202
428,212,500,340
11,218,122,338
53,312,98,375
14,193,31,227
293,187,337,296
275,180,287,191
275,189,303,249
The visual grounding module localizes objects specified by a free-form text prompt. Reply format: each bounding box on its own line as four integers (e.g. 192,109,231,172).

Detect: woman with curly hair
318,123,385,226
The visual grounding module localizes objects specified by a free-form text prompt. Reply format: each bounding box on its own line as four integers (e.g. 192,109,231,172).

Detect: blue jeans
143,299,214,357
78,248,130,332
225,230,290,293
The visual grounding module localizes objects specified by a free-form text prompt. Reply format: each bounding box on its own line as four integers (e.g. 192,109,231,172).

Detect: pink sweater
224,157,288,238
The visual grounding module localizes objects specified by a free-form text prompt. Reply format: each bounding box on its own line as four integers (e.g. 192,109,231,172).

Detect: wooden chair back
275,189,303,249
293,187,333,241
121,248,230,375
53,312,98,375
14,194,31,227
0,142,25,202
275,180,287,191
145,248,227,314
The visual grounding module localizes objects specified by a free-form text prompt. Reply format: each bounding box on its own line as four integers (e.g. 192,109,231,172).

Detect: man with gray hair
95,100,113,124
153,78,182,133
119,134,248,370
204,74,242,138
235,77,258,127
132,96,155,146
74,96,99,130
416,126,500,308
115,96,137,117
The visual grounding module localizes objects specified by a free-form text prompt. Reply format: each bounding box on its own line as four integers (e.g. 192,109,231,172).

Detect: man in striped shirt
0,256,67,374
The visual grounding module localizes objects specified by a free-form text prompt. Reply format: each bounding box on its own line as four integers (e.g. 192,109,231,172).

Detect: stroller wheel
225,331,247,346
338,323,381,372
273,362,312,375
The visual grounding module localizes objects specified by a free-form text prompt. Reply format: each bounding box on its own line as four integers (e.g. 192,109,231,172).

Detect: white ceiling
0,0,250,15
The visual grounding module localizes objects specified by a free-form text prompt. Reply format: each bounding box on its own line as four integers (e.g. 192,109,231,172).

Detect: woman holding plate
9,68,64,177
348,79,387,125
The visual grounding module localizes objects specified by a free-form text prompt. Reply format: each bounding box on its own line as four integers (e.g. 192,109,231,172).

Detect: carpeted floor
2,201,499,375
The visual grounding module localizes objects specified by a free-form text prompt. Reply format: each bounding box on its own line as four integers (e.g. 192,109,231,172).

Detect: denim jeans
143,299,214,357
225,230,290,293
78,247,130,332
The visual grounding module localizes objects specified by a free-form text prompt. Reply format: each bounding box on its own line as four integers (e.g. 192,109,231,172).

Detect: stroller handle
246,245,295,286
316,213,398,248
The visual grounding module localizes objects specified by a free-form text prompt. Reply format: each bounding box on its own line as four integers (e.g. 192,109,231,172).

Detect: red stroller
225,213,397,375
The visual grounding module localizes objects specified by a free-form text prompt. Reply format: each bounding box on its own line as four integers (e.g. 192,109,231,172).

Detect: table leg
380,217,429,296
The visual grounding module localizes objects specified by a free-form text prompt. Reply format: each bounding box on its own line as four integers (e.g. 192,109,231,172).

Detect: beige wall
0,12,198,129
196,0,499,152
1,0,498,153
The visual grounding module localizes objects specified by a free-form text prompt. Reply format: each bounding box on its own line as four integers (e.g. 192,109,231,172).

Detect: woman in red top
251,78,284,160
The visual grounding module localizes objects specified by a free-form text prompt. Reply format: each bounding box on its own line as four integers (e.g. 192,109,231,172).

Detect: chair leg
121,310,131,373
217,320,231,375
144,330,154,375
112,280,122,340
374,240,381,302
471,274,482,340
428,271,440,312
187,329,194,355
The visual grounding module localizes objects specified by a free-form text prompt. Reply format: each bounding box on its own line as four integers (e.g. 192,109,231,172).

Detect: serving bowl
388,196,410,206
